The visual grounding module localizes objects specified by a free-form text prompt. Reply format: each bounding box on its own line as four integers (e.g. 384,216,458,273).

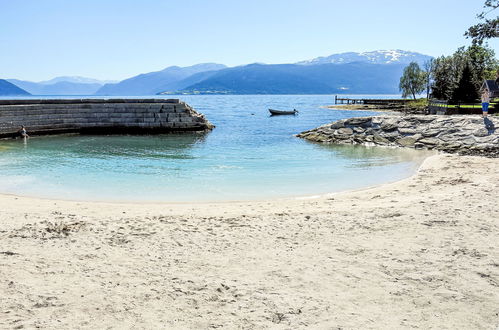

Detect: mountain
168,62,408,95
297,50,432,66
171,64,333,94
0,79,31,96
5,50,433,96
154,70,225,94
7,76,114,95
7,79,104,95
94,63,227,95
38,76,117,85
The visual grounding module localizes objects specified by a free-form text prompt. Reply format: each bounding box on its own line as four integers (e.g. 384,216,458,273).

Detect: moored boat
269,109,298,115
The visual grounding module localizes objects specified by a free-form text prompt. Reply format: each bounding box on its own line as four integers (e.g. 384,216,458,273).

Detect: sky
1,0,497,81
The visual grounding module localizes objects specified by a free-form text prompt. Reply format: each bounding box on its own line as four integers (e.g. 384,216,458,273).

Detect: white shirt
482,92,490,103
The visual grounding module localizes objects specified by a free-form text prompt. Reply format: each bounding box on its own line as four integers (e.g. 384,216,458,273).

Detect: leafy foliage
430,45,498,101
399,62,426,99
465,0,499,45
423,59,434,99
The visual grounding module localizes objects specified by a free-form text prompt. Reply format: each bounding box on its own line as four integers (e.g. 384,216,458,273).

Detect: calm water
0,95,433,202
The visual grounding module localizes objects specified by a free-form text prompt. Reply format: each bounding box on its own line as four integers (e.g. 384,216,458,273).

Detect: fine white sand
0,153,498,329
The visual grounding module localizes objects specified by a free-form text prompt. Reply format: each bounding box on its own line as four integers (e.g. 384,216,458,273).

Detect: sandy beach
1,153,498,329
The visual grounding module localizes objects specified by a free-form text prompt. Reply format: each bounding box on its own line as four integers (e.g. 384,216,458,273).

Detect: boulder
473,128,490,137
380,119,399,131
297,115,498,157
344,117,372,127
397,134,422,147
335,127,354,135
330,121,346,129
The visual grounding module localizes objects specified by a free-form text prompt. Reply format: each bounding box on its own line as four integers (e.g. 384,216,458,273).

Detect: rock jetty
0,99,214,138
297,115,498,157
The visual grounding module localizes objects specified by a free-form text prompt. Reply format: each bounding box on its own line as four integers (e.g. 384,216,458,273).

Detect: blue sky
1,0,497,81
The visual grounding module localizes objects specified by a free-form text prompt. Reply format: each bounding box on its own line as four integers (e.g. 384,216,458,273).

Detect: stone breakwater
0,99,214,138
297,115,499,156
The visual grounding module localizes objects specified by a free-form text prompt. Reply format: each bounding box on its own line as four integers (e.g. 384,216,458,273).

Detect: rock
460,137,477,145
473,128,489,137
335,127,354,135
414,142,425,149
438,141,463,150
397,135,421,147
422,129,442,137
373,135,390,145
297,114,498,156
344,117,372,127
330,121,345,129
365,135,374,142
380,131,400,142
398,127,420,135
364,128,375,135
418,116,437,123
419,137,440,146
380,119,399,131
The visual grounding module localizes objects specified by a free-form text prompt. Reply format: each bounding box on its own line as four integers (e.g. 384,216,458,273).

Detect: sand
0,153,498,329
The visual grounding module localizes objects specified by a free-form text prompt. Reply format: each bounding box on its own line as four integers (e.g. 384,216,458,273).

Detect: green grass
406,98,428,107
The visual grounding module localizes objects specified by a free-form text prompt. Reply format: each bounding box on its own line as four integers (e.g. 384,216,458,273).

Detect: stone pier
297,115,499,157
0,99,214,138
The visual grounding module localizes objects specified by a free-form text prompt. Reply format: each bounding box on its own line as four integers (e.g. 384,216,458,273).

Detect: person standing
481,89,490,117
17,125,29,138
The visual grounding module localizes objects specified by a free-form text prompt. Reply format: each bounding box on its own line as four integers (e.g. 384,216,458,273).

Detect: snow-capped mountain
297,50,433,66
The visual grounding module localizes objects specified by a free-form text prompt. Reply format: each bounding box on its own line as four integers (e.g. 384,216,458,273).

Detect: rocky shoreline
297,115,499,157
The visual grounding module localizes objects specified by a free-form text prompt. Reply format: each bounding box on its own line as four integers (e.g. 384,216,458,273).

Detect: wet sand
0,153,498,329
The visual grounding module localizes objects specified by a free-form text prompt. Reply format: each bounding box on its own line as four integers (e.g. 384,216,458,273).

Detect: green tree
452,64,479,102
430,45,498,100
423,59,434,99
399,62,426,100
466,44,498,84
430,56,458,100
465,0,499,45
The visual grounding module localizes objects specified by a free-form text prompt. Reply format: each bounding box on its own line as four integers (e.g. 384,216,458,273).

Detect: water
0,95,433,202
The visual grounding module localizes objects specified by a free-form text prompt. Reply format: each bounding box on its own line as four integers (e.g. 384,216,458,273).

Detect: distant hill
6,50,433,96
8,79,103,95
38,76,117,85
7,76,113,95
297,50,433,66
94,63,227,95
0,79,30,96
166,62,407,95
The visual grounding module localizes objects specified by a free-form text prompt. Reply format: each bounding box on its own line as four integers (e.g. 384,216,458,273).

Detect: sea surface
0,94,433,202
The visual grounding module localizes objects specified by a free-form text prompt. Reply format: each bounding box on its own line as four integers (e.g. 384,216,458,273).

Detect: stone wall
0,99,214,138
297,115,499,156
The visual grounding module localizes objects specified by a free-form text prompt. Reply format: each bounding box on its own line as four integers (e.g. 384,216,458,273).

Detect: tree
423,59,434,99
465,0,499,45
430,55,458,100
399,62,426,99
429,45,498,100
452,64,479,102
466,44,498,85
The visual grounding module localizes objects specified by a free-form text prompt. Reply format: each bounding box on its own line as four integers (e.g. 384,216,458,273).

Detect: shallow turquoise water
0,95,432,202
